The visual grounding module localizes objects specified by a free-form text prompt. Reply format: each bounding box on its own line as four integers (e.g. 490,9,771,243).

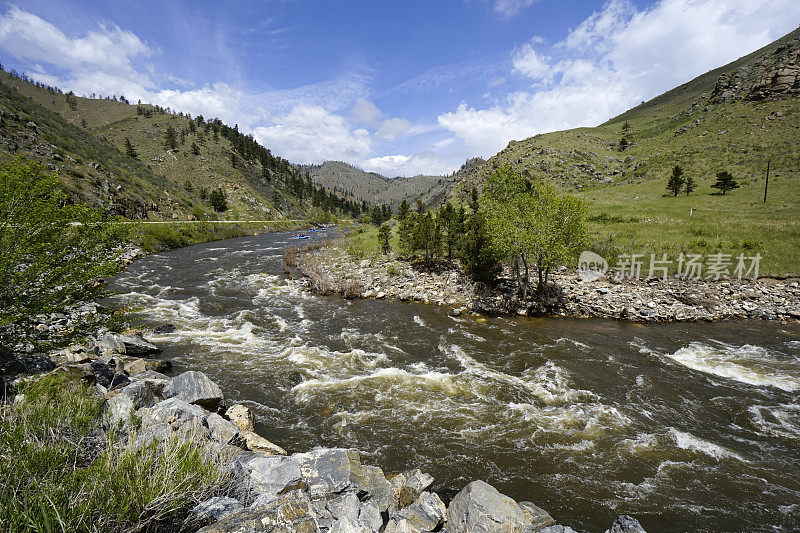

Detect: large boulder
96,334,126,355
518,501,555,531
353,465,392,512
118,380,160,409
538,527,578,533
604,515,646,533
329,516,372,533
118,334,161,357
237,453,304,496
446,480,531,533
139,397,208,436
106,392,134,425
293,448,364,496
197,490,318,533
164,370,223,409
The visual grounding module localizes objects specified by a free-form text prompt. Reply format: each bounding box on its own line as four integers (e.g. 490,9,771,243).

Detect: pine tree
191,142,200,156
685,174,697,196
124,137,137,159
164,126,178,151
378,224,391,254
209,188,228,211
666,165,685,197
397,200,410,221
711,171,739,195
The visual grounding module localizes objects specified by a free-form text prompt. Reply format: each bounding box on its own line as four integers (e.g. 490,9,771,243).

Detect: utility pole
764,160,770,203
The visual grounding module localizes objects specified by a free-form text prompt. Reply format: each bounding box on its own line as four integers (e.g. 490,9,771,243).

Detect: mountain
301,158,482,209
0,70,358,221
454,26,800,274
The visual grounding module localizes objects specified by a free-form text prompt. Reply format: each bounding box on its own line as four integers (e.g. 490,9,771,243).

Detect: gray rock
604,515,646,533
207,412,240,445
330,516,372,533
446,480,531,533
358,501,383,531
238,453,303,496
185,497,244,530
138,397,208,436
353,465,392,512
164,370,223,409
328,492,361,523
96,334,126,355
119,380,159,409
128,370,169,395
197,490,318,532
118,334,161,357
538,527,578,533
106,392,134,425
293,448,363,496
393,491,446,531
389,469,434,512
124,358,148,376
518,501,555,531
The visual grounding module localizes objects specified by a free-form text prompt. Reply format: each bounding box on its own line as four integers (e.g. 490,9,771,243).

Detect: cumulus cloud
441,0,800,157
253,105,371,164
376,118,413,140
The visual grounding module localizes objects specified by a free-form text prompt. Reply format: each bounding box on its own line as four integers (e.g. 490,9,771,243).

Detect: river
110,231,800,532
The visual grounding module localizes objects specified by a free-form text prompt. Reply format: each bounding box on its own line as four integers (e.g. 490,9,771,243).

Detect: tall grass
0,374,229,532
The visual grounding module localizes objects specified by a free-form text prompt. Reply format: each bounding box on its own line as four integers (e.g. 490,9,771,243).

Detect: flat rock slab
238,454,303,497
164,370,223,409
118,334,161,356
186,497,244,530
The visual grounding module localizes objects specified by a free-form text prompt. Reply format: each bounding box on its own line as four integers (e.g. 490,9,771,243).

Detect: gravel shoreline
295,242,800,323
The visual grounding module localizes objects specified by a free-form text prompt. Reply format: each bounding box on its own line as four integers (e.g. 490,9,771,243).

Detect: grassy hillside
0,70,353,222
456,27,800,275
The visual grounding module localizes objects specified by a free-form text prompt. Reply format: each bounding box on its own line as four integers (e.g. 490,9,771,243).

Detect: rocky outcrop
446,480,533,533
711,36,800,102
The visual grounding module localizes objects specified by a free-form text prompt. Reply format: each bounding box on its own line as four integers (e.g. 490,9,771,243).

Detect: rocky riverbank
294,241,800,323
2,322,647,533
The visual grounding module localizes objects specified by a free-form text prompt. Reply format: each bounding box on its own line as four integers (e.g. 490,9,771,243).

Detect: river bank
1,318,647,533
293,239,800,323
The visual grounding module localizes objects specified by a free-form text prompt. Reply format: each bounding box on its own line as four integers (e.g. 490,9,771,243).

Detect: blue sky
1,1,799,176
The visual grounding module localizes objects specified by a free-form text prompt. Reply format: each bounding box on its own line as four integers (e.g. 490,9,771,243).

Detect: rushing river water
110,231,800,532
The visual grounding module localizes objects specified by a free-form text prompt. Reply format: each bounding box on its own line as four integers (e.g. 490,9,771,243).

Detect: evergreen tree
209,188,228,212
711,171,739,195
378,224,391,254
191,142,200,156
618,137,629,152
685,174,697,196
666,165,685,197
397,200,410,221
124,137,137,159
164,126,178,151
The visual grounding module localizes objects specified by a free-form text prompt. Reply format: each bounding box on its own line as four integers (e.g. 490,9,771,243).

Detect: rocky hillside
301,158,482,209
0,70,356,221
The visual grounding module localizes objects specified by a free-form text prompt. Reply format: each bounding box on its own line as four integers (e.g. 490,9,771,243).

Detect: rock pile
5,326,646,532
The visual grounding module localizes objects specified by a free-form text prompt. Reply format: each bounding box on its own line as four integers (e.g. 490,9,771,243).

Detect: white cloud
349,98,382,126
441,0,800,157
253,105,371,164
376,118,413,140
512,40,551,82
490,0,540,18
362,151,460,177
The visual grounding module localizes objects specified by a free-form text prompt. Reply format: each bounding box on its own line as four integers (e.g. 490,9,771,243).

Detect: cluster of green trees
382,166,589,296
666,165,739,196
